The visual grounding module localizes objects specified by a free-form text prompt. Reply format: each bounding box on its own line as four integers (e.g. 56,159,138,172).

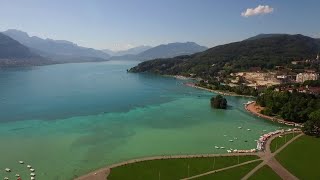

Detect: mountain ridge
3,29,110,63
109,42,207,60
0,33,54,67
102,45,152,56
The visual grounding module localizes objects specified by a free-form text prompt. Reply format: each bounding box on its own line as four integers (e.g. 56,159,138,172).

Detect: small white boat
30,168,35,172
238,127,242,129
15,174,20,177
227,150,231,153
229,140,233,142
247,129,251,131
223,135,227,137
263,130,267,132
5,168,11,172
27,165,32,168
19,161,24,164
214,146,219,149
30,173,36,176
220,147,225,149
4,177,9,180
31,177,35,180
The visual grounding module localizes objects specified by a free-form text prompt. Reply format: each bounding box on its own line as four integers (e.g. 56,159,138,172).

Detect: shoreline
185,82,255,98
245,101,303,127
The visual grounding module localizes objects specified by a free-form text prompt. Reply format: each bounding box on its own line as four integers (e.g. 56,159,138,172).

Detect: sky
1,0,320,51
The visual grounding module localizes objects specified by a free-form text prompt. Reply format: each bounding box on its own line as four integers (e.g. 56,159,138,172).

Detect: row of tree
196,80,259,96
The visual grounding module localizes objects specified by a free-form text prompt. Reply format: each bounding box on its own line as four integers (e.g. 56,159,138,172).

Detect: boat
214,146,219,149
15,174,20,177
31,177,35,180
5,168,11,172
229,140,233,142
223,135,227,137
30,168,35,172
30,173,36,176
19,161,24,164
238,127,242,129
27,165,32,168
4,177,9,180
247,129,251,131
220,147,225,149
227,150,231,153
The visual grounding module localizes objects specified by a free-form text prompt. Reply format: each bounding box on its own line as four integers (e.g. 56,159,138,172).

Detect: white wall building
296,73,319,83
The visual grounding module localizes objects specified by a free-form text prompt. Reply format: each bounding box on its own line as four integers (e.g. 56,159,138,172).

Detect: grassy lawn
195,160,262,180
248,165,281,180
270,132,300,153
276,135,320,180
108,155,259,180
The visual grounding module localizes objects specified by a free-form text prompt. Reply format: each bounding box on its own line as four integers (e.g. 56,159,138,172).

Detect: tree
211,95,228,109
303,110,320,137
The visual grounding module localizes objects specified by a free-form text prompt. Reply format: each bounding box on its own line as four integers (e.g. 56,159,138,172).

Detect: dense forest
130,34,320,79
256,90,320,136
256,90,320,123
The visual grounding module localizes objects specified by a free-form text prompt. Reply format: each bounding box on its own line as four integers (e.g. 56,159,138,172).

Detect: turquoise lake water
0,61,283,179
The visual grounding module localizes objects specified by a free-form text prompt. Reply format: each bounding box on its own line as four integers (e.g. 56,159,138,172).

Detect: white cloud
241,5,274,17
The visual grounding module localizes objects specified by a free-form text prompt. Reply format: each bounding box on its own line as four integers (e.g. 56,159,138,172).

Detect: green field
248,165,281,180
276,135,320,180
195,160,262,179
108,155,259,180
270,132,299,153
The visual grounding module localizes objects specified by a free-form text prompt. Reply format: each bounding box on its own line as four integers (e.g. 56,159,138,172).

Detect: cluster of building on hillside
227,54,320,95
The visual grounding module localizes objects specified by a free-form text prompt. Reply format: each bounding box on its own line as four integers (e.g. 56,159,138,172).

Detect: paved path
181,159,262,180
241,133,303,180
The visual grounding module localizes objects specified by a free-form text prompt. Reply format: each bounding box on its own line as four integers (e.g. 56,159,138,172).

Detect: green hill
129,34,320,78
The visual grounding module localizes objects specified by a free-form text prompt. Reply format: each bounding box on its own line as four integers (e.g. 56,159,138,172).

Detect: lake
0,61,282,179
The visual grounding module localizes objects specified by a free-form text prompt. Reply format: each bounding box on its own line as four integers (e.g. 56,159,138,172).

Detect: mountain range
3,29,110,63
1,29,208,67
109,42,207,60
0,33,53,67
130,34,320,78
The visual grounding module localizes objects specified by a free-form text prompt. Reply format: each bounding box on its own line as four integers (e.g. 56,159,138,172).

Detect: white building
296,73,319,83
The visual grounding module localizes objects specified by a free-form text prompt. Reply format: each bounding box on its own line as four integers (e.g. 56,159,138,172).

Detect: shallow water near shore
0,61,283,179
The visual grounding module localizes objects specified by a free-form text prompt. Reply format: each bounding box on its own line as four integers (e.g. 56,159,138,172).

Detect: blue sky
1,0,320,51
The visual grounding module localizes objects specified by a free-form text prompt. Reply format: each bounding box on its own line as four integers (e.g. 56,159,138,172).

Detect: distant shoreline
184,82,255,98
